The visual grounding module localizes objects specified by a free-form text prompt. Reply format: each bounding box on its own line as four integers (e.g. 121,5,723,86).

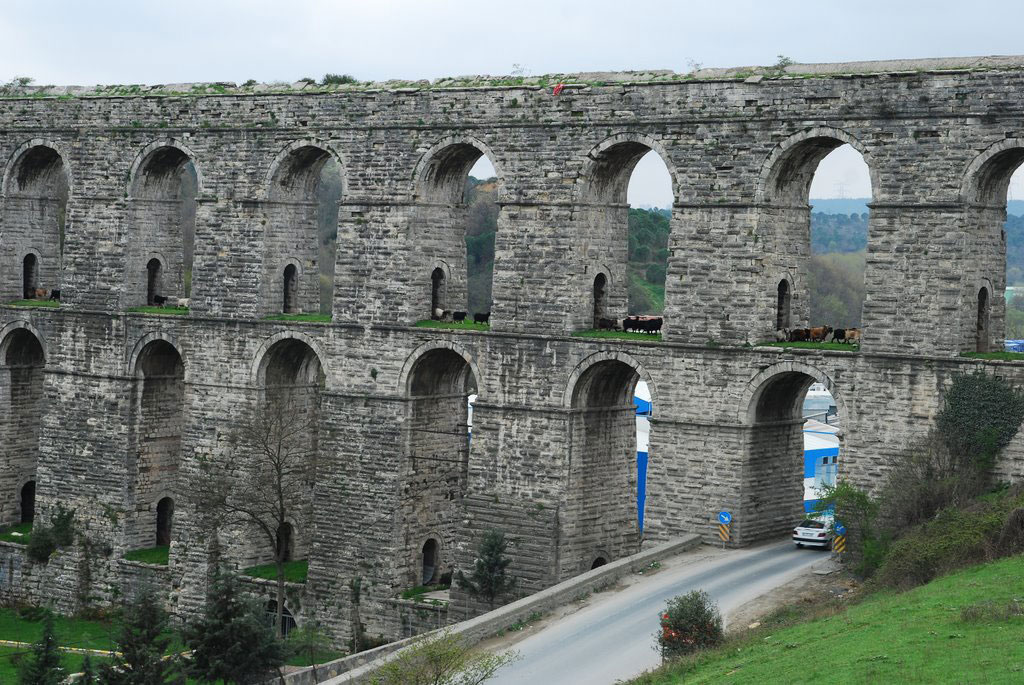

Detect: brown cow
809,326,833,342
789,328,810,342
845,328,862,344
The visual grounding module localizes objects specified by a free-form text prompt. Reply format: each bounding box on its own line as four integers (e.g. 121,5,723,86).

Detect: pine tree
99,587,182,684
457,529,517,609
78,653,97,684
183,567,286,684
18,611,64,685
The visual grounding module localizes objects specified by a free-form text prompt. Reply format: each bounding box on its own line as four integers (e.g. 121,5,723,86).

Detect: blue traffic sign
718,511,732,524
835,523,847,536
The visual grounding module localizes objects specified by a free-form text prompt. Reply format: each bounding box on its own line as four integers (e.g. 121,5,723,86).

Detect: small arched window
283,264,298,314
977,286,991,353
777,279,792,331
156,497,174,546
20,481,35,524
422,538,439,585
591,556,608,570
593,273,608,327
146,258,162,306
276,522,294,562
22,254,38,299
430,267,446,316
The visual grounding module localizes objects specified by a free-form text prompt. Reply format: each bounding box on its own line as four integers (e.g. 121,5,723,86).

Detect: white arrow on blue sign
718,511,732,524
835,523,847,536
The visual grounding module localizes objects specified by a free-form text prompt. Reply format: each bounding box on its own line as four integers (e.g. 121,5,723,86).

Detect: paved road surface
489,540,825,685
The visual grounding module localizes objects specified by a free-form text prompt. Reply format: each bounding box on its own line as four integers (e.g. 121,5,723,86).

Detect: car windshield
799,520,826,529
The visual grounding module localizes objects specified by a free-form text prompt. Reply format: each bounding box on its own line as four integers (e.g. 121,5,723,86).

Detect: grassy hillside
631,554,1024,684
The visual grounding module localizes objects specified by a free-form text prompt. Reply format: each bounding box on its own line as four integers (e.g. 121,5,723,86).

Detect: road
488,540,825,685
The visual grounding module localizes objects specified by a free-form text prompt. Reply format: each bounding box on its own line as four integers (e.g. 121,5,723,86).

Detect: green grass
123,545,169,565
126,306,189,316
414,319,490,331
4,299,59,308
263,313,332,323
286,649,346,667
0,608,117,652
630,554,1024,684
629,272,665,312
0,645,110,682
962,350,1024,361
399,584,449,601
758,340,859,351
0,523,32,544
573,329,662,341
243,559,308,583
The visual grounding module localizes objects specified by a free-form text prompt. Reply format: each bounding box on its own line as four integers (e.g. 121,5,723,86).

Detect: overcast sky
3,0,1022,206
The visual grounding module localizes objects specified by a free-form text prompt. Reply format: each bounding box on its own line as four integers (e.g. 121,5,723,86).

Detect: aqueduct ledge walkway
2,56,1024,646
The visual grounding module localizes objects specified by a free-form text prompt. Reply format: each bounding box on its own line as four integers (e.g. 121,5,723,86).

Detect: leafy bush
369,631,517,685
321,73,357,86
25,505,76,564
936,371,1024,471
26,527,56,564
814,480,889,577
656,590,723,660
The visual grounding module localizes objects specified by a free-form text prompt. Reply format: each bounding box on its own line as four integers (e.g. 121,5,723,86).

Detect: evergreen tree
79,653,97,684
99,587,182,684
457,529,517,609
18,611,64,685
183,567,286,685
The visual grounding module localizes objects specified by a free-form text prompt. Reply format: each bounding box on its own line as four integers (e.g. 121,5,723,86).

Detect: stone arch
774,272,795,331
264,139,348,201
397,340,483,398
576,132,681,205
739,360,845,425
251,331,330,389
127,331,187,381
127,138,204,199
0,321,47,364
961,138,1024,207
2,138,73,197
562,350,659,410
756,126,878,204
411,135,504,204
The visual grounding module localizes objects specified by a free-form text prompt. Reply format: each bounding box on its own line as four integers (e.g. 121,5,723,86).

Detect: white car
793,518,832,549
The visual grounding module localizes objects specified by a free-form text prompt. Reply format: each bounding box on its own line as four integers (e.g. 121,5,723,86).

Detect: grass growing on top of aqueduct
629,554,1024,684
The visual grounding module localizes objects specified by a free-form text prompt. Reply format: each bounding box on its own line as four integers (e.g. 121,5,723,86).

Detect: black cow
48,289,60,301
453,311,467,322
153,295,169,306
474,312,491,324
597,317,619,331
622,316,639,332
831,328,847,343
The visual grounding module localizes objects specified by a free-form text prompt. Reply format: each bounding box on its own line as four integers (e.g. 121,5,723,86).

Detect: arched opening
249,338,324,567
421,538,439,585
762,135,872,342
430,267,446,316
977,287,991,352
22,254,38,299
1,329,44,525
416,141,500,323
282,264,298,314
265,601,297,637
266,146,341,317
590,556,608,570
3,145,68,303
593,273,608,327
146,258,162,306
20,481,35,525
156,496,174,546
776,279,792,331
276,522,294,562
129,145,197,308
130,340,184,550
743,367,842,544
580,140,674,332
563,357,646,577
404,347,476,587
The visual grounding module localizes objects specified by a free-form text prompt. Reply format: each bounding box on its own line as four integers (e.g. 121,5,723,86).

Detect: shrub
369,631,517,685
457,529,516,609
656,590,723,660
25,505,76,564
321,73,357,86
26,526,56,564
936,371,1024,471
814,480,889,577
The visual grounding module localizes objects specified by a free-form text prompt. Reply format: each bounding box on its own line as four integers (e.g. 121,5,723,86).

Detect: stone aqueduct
2,56,1024,642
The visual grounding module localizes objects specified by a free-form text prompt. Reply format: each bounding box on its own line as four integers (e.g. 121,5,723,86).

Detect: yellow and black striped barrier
718,523,730,542
833,534,846,553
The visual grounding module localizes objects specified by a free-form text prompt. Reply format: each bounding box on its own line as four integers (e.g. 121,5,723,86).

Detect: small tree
196,396,318,636
936,371,1024,472
183,567,286,685
286,621,332,682
18,611,64,685
656,590,723,661
457,529,516,609
99,587,182,684
370,631,517,685
79,654,98,684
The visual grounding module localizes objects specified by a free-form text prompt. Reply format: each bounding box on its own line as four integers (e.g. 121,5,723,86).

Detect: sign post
833,522,847,554
717,511,732,548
